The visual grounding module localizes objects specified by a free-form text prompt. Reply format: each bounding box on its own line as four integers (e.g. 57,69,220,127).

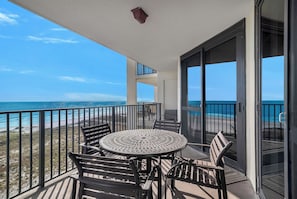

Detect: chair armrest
79,143,106,156
141,165,161,191
194,162,224,171
187,142,210,148
79,143,101,151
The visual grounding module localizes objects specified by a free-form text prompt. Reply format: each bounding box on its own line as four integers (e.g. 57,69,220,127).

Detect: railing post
158,103,162,120
112,106,115,132
39,110,45,188
142,104,145,128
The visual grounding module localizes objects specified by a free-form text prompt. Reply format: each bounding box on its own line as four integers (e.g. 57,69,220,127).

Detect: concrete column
126,58,137,105
126,58,137,129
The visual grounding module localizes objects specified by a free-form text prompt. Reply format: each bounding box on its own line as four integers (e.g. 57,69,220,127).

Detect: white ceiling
10,0,253,72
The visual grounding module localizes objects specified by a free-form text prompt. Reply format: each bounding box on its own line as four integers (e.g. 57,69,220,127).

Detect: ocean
0,100,284,132
0,101,126,112
0,101,126,132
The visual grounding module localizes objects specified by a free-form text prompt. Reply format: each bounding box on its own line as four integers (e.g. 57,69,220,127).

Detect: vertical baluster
58,110,61,175
50,111,53,179
65,110,68,172
112,107,115,132
39,111,45,188
30,112,33,188
72,109,74,163
6,114,10,199
18,112,22,193
78,109,81,153
142,104,145,128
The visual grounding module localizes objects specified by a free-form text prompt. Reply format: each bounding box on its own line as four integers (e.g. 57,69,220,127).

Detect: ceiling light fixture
131,7,148,24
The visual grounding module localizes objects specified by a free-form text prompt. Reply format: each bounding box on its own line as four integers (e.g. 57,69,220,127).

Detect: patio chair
152,120,182,165
165,131,232,199
80,123,112,156
68,152,162,199
153,120,181,133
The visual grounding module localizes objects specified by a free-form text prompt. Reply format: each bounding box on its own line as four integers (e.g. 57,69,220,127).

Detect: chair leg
157,166,162,199
71,178,77,199
220,171,228,199
218,188,222,199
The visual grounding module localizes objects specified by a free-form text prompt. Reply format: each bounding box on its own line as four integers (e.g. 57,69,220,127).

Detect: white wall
245,6,257,190
156,70,178,119
126,58,137,105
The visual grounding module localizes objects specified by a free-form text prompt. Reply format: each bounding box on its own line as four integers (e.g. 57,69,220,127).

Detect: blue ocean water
0,101,126,132
0,101,126,112
0,100,284,132
188,100,284,122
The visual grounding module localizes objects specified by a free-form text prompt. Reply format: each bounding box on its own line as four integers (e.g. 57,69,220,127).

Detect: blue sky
0,1,154,102
188,56,284,101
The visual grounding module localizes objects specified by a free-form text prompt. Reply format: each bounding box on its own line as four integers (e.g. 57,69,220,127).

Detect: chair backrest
153,120,181,133
68,152,141,198
209,131,232,167
81,123,111,154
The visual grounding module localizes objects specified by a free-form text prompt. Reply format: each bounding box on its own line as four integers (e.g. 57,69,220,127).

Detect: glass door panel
181,53,201,143
205,38,238,161
260,0,284,197
186,66,202,143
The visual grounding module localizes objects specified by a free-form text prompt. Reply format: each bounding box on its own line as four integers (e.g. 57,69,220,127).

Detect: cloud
50,27,67,32
19,70,35,74
64,93,126,101
104,81,124,86
27,35,78,44
0,12,18,25
59,76,86,83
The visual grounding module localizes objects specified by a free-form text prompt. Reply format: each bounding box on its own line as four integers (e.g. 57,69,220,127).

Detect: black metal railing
0,103,161,199
183,102,284,142
262,103,284,141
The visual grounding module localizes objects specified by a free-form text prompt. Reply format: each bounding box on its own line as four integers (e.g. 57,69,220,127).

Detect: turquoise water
0,101,126,132
188,100,284,122
0,101,126,112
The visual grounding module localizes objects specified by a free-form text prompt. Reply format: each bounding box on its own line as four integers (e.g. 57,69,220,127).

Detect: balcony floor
15,148,258,199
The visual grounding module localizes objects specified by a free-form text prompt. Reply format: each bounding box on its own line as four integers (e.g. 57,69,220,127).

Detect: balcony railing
0,103,161,199
183,101,284,142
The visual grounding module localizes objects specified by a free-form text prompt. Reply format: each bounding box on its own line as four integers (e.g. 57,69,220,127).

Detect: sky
0,1,154,102
188,56,284,101
0,1,283,103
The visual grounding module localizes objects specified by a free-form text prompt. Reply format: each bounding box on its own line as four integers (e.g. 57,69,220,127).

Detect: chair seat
166,158,219,188
165,131,232,199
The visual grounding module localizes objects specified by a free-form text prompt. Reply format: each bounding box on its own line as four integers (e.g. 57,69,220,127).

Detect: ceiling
10,0,253,72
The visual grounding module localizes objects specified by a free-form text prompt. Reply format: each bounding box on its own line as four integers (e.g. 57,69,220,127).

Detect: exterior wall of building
156,70,178,119
126,58,137,105
245,6,257,190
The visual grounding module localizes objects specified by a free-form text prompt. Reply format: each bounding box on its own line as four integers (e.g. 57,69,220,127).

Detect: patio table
99,128,188,157
99,129,187,199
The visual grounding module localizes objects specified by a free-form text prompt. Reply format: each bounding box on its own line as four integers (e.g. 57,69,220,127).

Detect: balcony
1,102,283,198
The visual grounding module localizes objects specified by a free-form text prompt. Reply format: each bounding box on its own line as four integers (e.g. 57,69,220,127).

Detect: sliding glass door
181,20,246,171
257,0,285,198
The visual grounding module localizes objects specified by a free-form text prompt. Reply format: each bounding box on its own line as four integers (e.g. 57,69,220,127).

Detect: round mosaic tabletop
99,129,188,156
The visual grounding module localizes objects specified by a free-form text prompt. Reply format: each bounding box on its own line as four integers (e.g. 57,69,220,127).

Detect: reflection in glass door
181,53,202,143
260,0,284,197
205,61,237,160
